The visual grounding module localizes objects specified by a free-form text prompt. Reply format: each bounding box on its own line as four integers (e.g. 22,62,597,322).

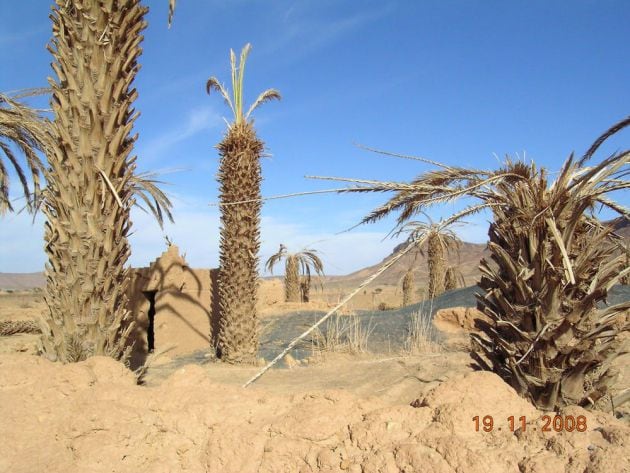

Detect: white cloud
127,194,403,275
138,106,221,163
261,4,393,63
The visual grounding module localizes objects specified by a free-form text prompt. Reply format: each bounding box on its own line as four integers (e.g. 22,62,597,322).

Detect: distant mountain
1,218,627,291
0,272,45,291
325,216,630,289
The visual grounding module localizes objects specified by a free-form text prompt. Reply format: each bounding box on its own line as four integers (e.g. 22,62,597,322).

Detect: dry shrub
311,313,375,355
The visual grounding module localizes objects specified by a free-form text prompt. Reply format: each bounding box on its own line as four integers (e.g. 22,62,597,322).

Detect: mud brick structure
127,245,218,363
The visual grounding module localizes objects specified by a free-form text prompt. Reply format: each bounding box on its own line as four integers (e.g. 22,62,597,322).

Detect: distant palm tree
444,265,465,291
398,217,462,299
401,268,414,307
0,91,50,215
207,43,281,363
265,244,325,303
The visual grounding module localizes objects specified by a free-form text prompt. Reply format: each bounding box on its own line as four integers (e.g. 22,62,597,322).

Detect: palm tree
318,117,630,410
398,217,462,299
444,265,465,291
39,1,173,362
401,268,414,307
206,44,280,363
265,244,325,303
0,91,50,215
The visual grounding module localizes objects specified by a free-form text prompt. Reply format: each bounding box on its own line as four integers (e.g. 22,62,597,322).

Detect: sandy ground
1,290,629,472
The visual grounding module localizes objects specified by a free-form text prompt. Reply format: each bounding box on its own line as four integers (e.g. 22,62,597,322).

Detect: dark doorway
143,291,157,353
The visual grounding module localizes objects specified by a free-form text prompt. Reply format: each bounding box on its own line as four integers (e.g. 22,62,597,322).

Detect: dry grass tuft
310,313,376,356
404,307,442,355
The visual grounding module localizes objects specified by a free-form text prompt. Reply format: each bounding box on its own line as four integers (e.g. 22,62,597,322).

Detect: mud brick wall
127,245,218,361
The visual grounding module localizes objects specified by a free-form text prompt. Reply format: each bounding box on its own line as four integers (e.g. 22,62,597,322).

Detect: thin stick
208,188,364,207
243,234,422,387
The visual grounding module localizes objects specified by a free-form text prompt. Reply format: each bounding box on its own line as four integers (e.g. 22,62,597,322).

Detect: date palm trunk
402,269,414,307
40,0,147,362
427,234,446,299
216,121,263,362
285,256,300,302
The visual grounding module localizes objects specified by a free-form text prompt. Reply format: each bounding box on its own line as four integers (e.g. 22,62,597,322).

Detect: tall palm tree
398,217,462,299
206,44,280,363
40,1,173,362
265,244,325,303
0,91,50,215
318,117,630,410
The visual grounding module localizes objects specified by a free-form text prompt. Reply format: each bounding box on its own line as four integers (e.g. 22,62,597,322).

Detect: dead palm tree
315,117,630,410
206,43,280,363
265,244,325,303
0,91,51,215
39,1,173,363
397,217,462,299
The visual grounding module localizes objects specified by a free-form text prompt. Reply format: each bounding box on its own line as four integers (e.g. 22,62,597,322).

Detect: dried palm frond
0,319,41,336
0,91,52,215
168,0,176,28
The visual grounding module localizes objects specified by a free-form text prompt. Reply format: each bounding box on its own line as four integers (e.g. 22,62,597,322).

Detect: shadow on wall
126,245,219,370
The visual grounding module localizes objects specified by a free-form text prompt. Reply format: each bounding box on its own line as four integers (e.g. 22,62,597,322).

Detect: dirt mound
1,354,628,473
433,306,490,333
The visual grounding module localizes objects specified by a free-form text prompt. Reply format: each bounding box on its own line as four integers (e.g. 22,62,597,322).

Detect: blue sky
1,0,628,274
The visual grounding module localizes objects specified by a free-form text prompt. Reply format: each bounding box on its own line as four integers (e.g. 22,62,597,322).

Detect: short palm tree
40,0,173,363
398,217,462,299
265,244,325,303
444,265,465,290
318,117,630,410
401,268,415,307
0,91,50,215
206,43,280,363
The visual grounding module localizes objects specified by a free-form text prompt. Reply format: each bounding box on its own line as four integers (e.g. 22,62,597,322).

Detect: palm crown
206,43,281,125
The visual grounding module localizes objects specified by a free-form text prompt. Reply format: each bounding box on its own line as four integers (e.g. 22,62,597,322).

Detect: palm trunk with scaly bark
285,255,300,302
216,121,264,362
402,269,414,307
40,0,147,361
427,234,446,299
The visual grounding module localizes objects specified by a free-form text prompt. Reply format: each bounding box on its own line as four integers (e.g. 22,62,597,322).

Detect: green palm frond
207,43,280,124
